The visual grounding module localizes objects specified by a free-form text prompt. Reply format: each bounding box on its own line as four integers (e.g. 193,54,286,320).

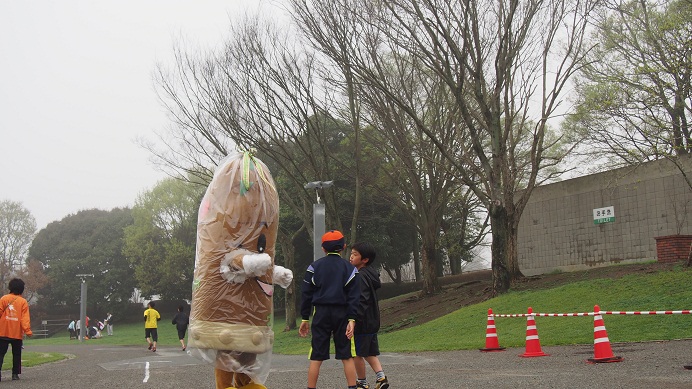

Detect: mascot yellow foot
216,369,267,389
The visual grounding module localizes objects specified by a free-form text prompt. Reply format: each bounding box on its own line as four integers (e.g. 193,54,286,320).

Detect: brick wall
518,155,692,276
654,235,692,263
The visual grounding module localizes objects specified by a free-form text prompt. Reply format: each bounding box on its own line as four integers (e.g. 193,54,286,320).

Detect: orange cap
322,230,344,243
321,230,345,252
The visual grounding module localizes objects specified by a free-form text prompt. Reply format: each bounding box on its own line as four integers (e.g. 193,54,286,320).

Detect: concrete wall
518,155,692,276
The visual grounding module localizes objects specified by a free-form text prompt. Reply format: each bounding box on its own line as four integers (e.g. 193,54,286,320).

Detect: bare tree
359,65,478,294
288,0,485,295
151,15,366,321
288,0,596,294
152,15,357,229
0,200,36,289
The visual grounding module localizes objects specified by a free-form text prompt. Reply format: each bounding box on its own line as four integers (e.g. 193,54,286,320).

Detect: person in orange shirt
0,278,33,381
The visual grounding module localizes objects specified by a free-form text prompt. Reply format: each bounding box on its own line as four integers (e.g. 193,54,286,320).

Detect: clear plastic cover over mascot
188,151,293,389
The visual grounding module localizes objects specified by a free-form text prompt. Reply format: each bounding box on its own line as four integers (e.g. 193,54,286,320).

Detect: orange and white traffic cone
587,305,623,363
479,308,505,352
520,307,548,357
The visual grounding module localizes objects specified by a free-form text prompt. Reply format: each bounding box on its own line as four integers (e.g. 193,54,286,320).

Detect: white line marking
143,361,150,383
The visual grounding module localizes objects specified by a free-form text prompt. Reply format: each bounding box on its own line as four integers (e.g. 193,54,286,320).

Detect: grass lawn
373,265,692,352
24,265,692,357
1,351,67,371
24,321,185,348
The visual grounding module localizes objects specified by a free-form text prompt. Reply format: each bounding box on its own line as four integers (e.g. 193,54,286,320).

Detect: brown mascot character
188,151,293,389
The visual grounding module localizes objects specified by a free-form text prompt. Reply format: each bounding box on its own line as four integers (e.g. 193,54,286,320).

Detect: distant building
518,155,692,276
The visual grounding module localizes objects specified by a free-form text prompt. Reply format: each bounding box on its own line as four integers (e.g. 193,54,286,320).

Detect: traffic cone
520,307,548,357
587,305,623,363
479,308,505,352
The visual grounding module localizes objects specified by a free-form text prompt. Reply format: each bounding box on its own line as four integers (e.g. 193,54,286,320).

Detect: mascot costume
188,151,293,389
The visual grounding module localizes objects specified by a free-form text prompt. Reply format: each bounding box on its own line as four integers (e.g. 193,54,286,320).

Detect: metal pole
304,181,333,261
79,280,87,342
313,203,326,261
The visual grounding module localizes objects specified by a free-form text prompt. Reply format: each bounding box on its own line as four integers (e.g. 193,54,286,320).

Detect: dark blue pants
0,337,23,375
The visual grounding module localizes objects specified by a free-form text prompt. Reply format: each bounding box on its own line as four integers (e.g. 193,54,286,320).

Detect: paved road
10,340,692,388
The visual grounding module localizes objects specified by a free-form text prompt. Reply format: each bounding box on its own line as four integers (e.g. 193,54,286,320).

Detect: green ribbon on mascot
241,149,274,194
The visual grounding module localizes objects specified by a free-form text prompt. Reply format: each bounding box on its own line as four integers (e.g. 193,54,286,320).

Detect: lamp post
75,274,94,342
304,181,334,261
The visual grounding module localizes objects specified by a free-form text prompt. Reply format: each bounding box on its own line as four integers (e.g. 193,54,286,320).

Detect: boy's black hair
8,278,25,295
178,305,185,312
148,301,156,308
351,242,376,265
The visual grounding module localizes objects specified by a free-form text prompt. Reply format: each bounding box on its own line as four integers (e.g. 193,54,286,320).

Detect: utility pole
304,181,334,261
75,274,94,342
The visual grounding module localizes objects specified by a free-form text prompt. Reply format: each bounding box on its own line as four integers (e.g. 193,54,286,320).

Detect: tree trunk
450,255,461,275
490,205,510,296
383,265,403,284
346,65,363,247
507,219,523,280
413,232,421,282
504,198,524,280
278,231,297,331
283,281,297,332
420,232,440,295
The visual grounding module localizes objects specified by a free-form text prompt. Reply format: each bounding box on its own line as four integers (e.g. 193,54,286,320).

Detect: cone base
520,351,549,358
587,356,623,364
479,347,506,352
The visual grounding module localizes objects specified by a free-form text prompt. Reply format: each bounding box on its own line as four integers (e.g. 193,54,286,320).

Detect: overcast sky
0,1,280,229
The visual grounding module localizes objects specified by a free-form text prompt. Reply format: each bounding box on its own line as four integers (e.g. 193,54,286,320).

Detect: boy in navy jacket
299,230,360,389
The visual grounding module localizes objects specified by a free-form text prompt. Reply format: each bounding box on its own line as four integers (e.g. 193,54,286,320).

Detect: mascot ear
257,233,266,253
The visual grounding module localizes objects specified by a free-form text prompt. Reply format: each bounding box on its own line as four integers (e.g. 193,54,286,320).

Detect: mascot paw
242,253,272,276
273,265,293,289
220,264,248,284
220,251,250,284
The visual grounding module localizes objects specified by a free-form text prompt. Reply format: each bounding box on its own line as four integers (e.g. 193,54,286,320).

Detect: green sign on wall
593,206,615,224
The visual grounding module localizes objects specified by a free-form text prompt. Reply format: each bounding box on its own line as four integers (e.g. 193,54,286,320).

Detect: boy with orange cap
299,230,360,389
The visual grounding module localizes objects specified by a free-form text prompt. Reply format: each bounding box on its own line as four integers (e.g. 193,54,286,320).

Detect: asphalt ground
5,339,692,388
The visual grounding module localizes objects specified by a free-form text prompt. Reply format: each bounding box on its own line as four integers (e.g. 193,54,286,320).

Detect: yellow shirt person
144,302,161,352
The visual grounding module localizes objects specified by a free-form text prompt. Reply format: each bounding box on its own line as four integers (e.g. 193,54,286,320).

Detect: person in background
104,312,114,336
83,315,91,339
144,301,161,352
349,242,389,389
67,319,76,340
171,305,189,351
0,278,33,381
299,230,360,389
